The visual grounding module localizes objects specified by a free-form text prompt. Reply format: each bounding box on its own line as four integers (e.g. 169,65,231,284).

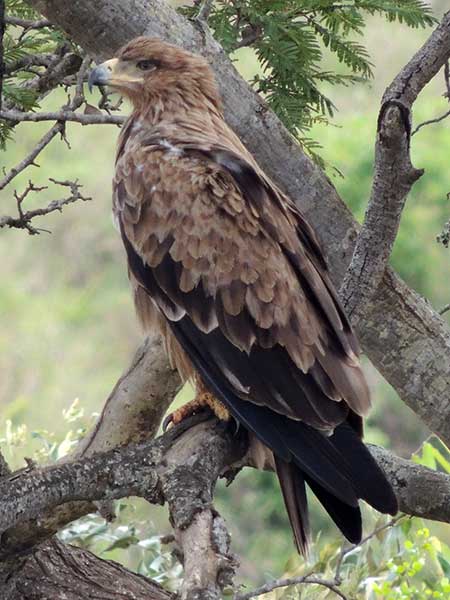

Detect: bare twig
334,515,405,583
340,11,450,325
0,121,65,191
4,16,51,29
236,515,405,600
412,108,450,135
234,575,348,600
0,108,124,125
444,60,450,99
0,52,119,200
97,86,124,113
195,0,214,23
3,50,83,113
4,52,54,75
439,303,450,316
0,178,91,234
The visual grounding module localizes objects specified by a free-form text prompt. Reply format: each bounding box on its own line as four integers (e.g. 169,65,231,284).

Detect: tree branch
412,108,450,136
1,415,450,598
0,335,179,560
3,424,448,536
3,49,82,113
4,15,51,29
0,416,247,600
0,107,124,124
0,178,91,234
1,538,172,600
0,54,94,192
340,11,450,325
0,121,65,191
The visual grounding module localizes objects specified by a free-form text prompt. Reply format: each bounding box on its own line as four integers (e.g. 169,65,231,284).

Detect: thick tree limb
369,445,450,522
0,418,449,548
0,417,247,600
26,0,450,444
340,11,450,324
0,336,179,559
0,416,450,599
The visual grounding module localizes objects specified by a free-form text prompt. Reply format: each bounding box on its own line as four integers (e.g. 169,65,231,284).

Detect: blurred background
1,0,450,590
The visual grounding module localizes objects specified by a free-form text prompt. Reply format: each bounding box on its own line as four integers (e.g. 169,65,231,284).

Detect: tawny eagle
89,37,397,554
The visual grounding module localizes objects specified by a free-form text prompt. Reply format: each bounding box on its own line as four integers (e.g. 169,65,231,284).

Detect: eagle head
88,37,221,113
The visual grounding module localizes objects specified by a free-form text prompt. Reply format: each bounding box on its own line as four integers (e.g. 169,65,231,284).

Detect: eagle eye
137,59,158,71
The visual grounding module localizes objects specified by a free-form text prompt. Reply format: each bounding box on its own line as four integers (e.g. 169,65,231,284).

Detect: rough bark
0,417,248,600
27,0,450,444
340,12,450,324
0,336,179,560
1,417,450,598
0,418,449,545
369,445,450,523
1,538,172,600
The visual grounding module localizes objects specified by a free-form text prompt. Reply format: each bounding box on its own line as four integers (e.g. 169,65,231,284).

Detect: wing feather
115,138,370,423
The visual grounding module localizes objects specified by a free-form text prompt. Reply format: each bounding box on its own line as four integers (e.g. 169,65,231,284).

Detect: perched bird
88,37,398,554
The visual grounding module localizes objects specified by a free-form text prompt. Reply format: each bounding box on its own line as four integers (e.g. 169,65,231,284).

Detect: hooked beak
88,58,119,92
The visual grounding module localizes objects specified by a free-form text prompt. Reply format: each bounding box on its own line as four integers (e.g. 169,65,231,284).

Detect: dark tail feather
305,474,362,543
330,423,398,515
275,457,310,556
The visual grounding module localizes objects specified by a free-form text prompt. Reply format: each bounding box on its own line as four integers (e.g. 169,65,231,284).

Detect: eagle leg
163,390,230,431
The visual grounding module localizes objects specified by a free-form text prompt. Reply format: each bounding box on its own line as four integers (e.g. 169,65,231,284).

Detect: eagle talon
162,392,230,432
162,413,175,432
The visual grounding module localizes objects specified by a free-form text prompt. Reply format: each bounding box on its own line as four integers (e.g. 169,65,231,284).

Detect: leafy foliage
60,508,182,592
1,0,71,149
183,0,435,164
270,517,450,599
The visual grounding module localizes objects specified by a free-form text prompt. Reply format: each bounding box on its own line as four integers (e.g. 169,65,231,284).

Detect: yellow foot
163,391,230,430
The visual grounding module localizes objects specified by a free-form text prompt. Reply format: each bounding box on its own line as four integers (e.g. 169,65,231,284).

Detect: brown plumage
89,37,398,554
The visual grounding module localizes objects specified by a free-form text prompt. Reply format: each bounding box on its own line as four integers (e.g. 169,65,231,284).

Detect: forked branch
340,10,450,324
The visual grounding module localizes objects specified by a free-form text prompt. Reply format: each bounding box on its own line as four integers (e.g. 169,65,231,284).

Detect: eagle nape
89,36,398,556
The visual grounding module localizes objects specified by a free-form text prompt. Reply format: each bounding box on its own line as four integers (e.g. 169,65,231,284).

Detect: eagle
88,37,397,554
